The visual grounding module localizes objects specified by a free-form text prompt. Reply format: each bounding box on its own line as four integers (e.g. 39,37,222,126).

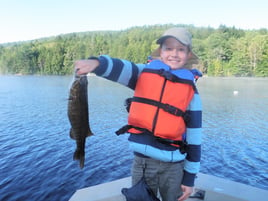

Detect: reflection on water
0,75,267,201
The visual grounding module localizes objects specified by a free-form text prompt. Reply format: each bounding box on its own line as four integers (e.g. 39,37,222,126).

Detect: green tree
0,24,267,76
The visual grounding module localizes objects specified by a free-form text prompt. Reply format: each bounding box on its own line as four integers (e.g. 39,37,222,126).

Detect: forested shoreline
0,24,267,76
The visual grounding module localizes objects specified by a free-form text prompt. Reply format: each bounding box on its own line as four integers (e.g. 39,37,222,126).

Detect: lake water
0,75,267,201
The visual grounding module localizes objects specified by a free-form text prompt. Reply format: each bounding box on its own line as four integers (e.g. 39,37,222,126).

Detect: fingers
74,60,89,75
178,192,190,201
74,59,99,75
178,185,193,201
75,67,83,75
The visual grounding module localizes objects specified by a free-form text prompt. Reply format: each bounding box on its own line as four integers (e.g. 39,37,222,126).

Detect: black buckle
155,137,188,153
162,104,183,116
179,141,188,154
182,111,191,122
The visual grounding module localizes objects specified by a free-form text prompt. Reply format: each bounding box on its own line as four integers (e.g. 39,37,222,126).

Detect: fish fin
73,149,85,169
70,128,75,140
87,130,94,137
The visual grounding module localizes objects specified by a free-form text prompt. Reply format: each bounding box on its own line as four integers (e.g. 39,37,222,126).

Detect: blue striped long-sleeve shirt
93,55,202,187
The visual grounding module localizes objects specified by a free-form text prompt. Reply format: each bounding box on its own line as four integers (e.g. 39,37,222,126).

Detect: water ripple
0,76,267,201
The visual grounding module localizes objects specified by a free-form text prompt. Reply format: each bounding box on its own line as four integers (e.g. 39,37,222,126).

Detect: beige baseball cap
151,27,199,67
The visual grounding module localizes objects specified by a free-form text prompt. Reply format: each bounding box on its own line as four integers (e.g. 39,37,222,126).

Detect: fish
67,74,93,169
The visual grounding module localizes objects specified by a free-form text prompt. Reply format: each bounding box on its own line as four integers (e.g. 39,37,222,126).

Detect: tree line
0,24,267,76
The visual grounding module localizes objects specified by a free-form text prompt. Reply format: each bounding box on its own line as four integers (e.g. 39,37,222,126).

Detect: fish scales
67,75,93,169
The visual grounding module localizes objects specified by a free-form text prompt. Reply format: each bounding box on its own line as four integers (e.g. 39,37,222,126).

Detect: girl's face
160,37,192,69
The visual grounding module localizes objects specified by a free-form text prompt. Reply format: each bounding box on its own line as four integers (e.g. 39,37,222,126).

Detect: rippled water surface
0,75,267,201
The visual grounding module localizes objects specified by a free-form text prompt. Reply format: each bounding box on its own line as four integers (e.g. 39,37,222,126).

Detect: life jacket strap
155,137,188,154
143,68,196,91
116,125,188,153
132,97,185,117
115,125,148,135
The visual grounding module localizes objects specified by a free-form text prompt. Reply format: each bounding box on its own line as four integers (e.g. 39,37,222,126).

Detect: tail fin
73,149,85,169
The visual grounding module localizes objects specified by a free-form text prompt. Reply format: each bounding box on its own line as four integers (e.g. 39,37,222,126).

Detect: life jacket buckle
182,111,191,122
163,103,184,116
155,137,188,154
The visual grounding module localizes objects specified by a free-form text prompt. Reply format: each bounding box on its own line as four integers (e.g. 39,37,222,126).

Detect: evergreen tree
0,24,267,77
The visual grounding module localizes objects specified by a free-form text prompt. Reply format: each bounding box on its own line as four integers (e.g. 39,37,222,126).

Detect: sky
1,0,267,44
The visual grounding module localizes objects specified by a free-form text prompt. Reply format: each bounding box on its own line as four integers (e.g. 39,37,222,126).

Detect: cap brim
150,48,199,68
156,36,173,44
156,35,188,47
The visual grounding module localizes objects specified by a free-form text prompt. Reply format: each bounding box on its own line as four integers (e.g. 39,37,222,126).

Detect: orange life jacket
116,61,196,146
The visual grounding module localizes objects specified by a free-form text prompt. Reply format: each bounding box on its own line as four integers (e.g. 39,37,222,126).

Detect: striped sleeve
182,89,202,186
93,55,144,90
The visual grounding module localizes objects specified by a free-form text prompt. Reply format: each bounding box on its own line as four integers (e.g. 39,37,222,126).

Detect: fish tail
73,149,85,169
